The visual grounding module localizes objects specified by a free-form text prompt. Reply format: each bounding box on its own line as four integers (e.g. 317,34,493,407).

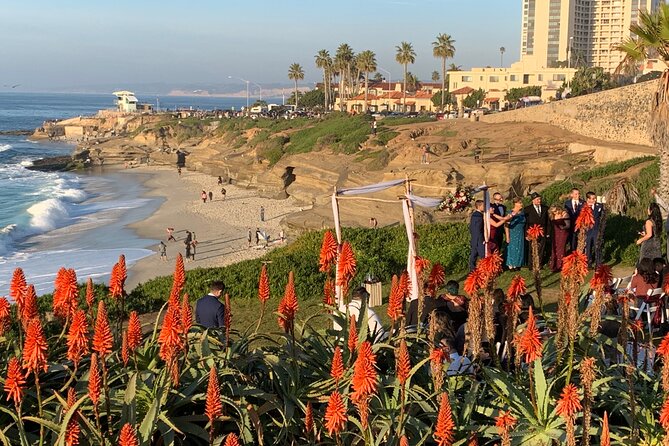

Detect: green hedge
574,156,655,182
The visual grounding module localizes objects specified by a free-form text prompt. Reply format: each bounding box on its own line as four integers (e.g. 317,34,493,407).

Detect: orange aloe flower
415,256,431,277
127,311,142,352
108,255,127,299
324,390,347,436
556,384,582,419
4,357,25,406
575,204,595,231
430,346,448,366
319,230,338,272
121,331,129,366
118,423,139,446
517,307,542,363
660,395,669,429
158,300,184,362
658,332,669,357
10,268,27,313
172,253,186,296
590,264,613,289
507,275,527,300
277,271,299,333
85,277,95,310
387,275,404,322
182,294,193,335
347,315,358,353
665,271,669,295
92,301,113,359
65,387,80,446
304,401,314,437
495,409,517,431
331,346,345,382
88,353,101,407
67,309,89,366
21,285,39,328
463,268,484,296
258,264,270,304
336,241,357,288
479,251,504,283
53,268,79,320
562,251,589,282
400,436,409,446
526,224,544,241
396,339,411,386
434,393,456,446
601,411,610,446
398,271,410,299
351,341,378,402
205,365,223,423
223,433,241,446
23,317,48,375
323,278,335,307
428,263,446,296
0,297,10,336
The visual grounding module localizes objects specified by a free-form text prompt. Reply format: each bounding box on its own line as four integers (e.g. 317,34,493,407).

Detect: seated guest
336,287,385,341
654,257,668,288
432,313,473,376
406,283,448,328
440,280,468,333
630,258,660,298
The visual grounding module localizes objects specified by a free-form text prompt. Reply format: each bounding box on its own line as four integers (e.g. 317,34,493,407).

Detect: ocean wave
0,144,11,152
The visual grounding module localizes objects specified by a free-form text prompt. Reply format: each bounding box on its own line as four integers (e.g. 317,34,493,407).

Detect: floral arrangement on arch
437,185,474,213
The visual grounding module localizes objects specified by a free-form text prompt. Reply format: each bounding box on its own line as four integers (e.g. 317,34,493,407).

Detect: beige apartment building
521,0,661,72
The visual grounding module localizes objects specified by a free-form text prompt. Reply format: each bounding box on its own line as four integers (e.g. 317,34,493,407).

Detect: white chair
630,288,665,337
612,276,633,295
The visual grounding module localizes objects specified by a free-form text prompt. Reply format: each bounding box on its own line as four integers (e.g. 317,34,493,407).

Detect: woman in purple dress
549,206,570,272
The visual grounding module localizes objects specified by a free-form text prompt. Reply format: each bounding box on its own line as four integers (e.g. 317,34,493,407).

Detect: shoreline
118,165,307,290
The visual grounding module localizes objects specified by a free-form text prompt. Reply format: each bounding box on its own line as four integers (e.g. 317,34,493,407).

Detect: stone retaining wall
482,80,656,147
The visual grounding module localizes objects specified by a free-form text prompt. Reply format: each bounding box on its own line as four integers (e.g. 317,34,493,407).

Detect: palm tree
315,50,332,110
395,41,417,112
432,71,440,82
616,4,669,200
448,63,462,72
356,50,377,113
432,34,456,110
288,63,304,109
335,44,354,111
500,46,506,66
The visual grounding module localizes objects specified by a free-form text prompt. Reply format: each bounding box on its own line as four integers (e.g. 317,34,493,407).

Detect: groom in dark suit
524,192,550,268
469,200,485,271
195,281,226,328
584,191,604,267
564,187,584,251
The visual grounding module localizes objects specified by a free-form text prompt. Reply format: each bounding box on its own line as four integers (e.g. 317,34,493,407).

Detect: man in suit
469,200,485,271
564,187,584,251
584,191,604,267
524,192,550,268
491,192,507,250
195,281,226,328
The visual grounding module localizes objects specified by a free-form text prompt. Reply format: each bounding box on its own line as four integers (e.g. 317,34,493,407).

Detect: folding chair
630,288,665,337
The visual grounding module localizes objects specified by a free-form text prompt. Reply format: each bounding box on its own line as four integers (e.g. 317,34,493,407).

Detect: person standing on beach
159,241,167,261
190,240,197,261
195,281,226,328
221,187,227,200
280,229,285,243
166,227,176,242
247,228,252,247
201,190,207,203
217,176,223,185
185,238,192,262
260,206,265,222
255,227,260,245
208,191,213,202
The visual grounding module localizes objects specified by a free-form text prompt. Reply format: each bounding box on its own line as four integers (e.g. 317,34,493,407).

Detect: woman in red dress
549,206,570,272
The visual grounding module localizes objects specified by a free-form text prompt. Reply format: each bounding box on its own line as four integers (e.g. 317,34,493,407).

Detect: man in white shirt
335,287,385,342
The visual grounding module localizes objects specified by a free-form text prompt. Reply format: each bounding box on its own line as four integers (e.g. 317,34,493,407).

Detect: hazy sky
1,0,521,91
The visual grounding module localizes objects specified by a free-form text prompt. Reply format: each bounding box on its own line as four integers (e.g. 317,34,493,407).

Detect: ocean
0,92,253,296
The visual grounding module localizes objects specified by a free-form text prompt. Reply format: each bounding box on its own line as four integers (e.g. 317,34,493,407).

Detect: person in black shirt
405,283,449,328
195,281,226,328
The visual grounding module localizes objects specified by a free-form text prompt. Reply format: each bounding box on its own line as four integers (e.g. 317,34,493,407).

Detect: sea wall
482,80,656,147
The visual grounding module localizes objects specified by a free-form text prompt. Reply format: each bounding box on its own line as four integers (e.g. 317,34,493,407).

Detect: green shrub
375,130,399,145
382,116,435,126
574,156,655,182
286,113,372,155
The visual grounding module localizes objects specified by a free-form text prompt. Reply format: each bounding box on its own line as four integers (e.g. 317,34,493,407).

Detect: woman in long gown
487,206,512,254
549,206,570,272
505,198,526,270
637,203,663,261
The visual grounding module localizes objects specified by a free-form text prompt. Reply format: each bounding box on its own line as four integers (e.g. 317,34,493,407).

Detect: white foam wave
27,198,70,231
19,160,33,167
0,144,11,152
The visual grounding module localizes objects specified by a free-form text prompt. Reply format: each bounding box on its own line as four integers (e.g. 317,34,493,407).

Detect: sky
0,0,522,93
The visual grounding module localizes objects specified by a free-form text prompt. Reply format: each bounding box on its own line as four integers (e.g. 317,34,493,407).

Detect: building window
489,76,499,82
461,76,472,82
553,74,566,81
510,75,518,82
538,74,543,81
523,74,531,84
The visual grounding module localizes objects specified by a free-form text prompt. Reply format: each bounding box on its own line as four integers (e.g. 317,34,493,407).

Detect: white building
113,91,138,113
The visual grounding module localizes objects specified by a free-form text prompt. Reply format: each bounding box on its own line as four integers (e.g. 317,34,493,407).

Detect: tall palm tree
448,63,462,71
432,71,440,82
395,41,416,112
432,34,456,110
335,44,354,111
500,46,506,66
315,50,332,110
287,63,304,109
356,50,377,113
616,4,669,201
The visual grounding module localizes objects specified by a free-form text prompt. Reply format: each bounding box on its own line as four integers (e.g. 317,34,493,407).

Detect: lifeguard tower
113,91,138,113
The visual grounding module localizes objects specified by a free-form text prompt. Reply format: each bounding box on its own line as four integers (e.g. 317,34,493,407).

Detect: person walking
201,190,207,203
255,227,260,245
217,176,223,185
221,187,227,200
159,241,167,261
208,191,213,202
185,238,192,261
280,229,285,243
260,206,265,222
195,281,226,328
247,228,252,248
190,240,197,261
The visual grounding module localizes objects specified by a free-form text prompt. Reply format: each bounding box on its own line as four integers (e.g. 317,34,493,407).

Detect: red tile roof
450,86,475,95
414,91,434,99
350,94,379,101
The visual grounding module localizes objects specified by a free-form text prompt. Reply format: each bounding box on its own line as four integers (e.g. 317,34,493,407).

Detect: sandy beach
120,166,307,289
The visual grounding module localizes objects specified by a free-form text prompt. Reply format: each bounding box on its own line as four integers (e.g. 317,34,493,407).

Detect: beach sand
121,166,307,290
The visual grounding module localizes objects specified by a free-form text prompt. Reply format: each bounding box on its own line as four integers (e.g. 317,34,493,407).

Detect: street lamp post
377,66,392,111
567,36,574,68
250,82,262,102
228,76,250,109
